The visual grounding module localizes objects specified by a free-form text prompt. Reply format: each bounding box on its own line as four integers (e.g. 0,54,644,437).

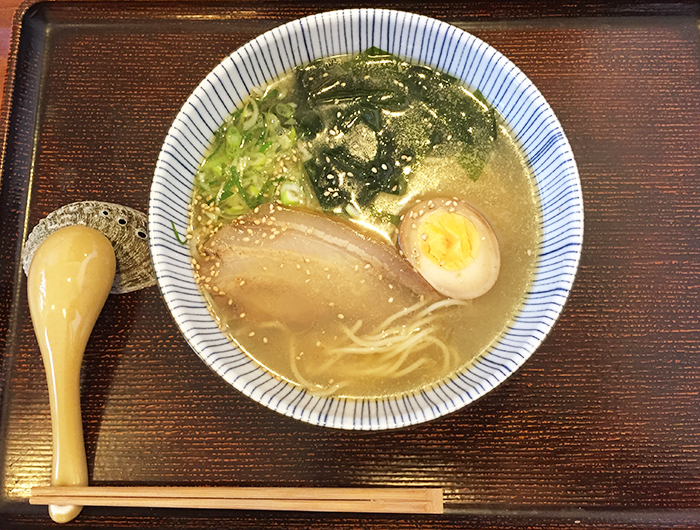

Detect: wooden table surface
0,0,18,103
1,1,699,529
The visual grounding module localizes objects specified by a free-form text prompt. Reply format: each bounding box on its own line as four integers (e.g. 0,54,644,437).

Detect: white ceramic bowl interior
149,9,584,430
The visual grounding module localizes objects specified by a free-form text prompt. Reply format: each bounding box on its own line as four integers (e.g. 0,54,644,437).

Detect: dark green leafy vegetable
193,48,498,223
291,47,498,210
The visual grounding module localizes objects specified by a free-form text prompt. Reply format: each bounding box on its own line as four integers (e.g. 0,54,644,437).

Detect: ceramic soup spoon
23,202,155,523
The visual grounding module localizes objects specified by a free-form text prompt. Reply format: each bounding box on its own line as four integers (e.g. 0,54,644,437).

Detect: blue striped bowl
149,9,583,430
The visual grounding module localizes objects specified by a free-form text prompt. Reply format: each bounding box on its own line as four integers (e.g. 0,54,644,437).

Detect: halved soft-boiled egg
398,197,500,300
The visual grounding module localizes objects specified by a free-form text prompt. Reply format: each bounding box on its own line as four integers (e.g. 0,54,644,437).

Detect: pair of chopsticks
30,486,443,514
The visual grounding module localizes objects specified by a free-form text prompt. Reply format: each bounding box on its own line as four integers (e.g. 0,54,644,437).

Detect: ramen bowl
149,9,583,430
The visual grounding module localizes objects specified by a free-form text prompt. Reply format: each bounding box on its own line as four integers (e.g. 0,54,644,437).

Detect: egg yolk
418,212,481,271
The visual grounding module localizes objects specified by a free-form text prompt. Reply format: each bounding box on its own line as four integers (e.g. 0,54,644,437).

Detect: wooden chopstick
30,486,443,514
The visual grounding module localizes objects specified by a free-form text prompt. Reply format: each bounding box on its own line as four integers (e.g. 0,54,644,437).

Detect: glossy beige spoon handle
26,225,116,523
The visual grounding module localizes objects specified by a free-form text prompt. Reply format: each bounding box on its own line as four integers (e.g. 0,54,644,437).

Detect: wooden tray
1,1,699,528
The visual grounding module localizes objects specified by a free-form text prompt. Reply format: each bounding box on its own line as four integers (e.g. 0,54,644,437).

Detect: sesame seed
338,314,345,319
239,312,246,318
248,332,255,337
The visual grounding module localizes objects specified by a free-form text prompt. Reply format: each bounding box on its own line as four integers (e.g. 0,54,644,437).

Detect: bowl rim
148,8,584,430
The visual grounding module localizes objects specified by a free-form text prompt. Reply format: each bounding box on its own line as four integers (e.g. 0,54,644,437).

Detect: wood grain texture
30,486,444,513
0,1,699,529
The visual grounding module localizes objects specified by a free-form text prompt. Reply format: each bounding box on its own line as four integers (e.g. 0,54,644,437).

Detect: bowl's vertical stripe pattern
149,9,583,430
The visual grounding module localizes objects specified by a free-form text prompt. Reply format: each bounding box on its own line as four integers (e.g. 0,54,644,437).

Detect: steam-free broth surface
189,49,540,398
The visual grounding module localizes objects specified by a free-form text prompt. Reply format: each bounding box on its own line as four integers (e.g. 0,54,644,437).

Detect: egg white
398,198,500,300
